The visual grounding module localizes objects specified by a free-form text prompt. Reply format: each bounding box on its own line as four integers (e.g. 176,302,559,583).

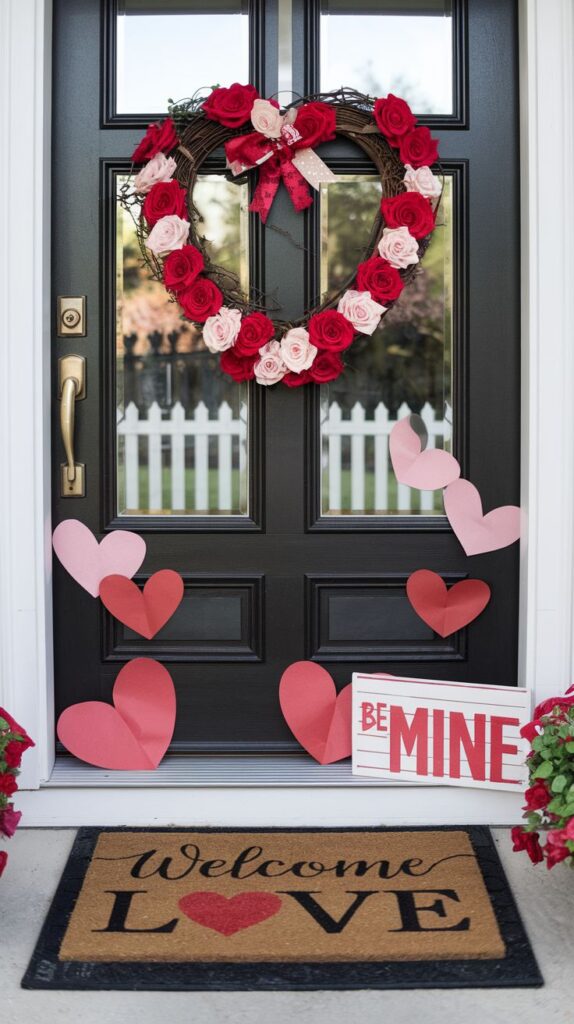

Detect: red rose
163,244,204,291
356,256,404,303
292,102,336,149
178,277,223,323
381,191,436,239
0,709,34,748
234,312,275,357
398,126,439,169
0,805,21,837
0,850,7,878
220,348,256,382
143,180,188,227
308,351,344,383
3,742,23,769
373,94,416,146
523,782,550,811
534,693,574,719
283,369,312,387
0,772,18,797
520,720,541,743
203,83,259,129
511,826,544,864
308,310,354,353
132,117,178,163
545,829,571,869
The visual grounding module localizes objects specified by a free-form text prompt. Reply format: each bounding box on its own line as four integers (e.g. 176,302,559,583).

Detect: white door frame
1,0,573,825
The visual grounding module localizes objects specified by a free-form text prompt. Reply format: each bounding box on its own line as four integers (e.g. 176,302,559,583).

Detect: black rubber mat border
22,825,543,991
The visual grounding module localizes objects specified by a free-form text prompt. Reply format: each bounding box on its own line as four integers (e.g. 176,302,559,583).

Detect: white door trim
1,0,573,823
0,0,54,790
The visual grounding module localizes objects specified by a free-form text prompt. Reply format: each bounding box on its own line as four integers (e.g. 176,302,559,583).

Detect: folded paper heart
56,658,176,769
52,519,146,598
178,892,283,936
443,479,521,556
99,569,184,639
406,569,491,637
279,661,352,764
390,415,460,491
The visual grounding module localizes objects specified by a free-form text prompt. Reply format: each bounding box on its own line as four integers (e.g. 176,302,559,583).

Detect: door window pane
115,173,250,516
320,0,453,116
116,1,249,115
319,173,453,516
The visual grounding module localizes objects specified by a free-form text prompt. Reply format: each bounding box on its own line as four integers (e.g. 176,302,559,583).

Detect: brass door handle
58,355,86,497
60,375,79,482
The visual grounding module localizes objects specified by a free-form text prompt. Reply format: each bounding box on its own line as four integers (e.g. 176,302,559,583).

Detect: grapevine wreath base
122,85,442,387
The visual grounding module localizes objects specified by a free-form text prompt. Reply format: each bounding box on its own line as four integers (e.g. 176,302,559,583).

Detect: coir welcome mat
23,826,541,991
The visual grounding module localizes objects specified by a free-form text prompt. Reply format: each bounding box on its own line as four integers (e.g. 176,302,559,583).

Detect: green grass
117,464,442,515
321,469,443,515
117,467,242,514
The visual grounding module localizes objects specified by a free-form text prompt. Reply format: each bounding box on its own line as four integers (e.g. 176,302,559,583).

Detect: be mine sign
352,674,531,791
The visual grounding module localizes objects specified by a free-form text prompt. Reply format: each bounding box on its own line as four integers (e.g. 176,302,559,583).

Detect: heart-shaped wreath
123,85,442,387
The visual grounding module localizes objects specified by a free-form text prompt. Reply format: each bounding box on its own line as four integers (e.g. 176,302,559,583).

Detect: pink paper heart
56,658,176,769
52,519,146,598
390,416,460,490
279,661,352,764
443,479,521,556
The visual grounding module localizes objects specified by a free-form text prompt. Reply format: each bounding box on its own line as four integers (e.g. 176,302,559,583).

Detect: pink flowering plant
0,708,34,878
512,686,574,869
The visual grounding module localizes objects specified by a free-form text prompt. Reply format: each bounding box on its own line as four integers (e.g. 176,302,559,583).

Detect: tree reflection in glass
319,174,453,516
115,174,249,516
320,0,453,116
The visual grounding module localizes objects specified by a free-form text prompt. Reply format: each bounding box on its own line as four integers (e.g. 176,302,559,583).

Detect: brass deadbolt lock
57,296,86,337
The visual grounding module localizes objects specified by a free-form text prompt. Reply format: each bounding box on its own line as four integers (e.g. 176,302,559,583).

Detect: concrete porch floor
1,828,572,1024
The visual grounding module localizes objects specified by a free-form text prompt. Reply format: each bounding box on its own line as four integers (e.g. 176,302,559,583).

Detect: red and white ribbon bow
225,101,336,224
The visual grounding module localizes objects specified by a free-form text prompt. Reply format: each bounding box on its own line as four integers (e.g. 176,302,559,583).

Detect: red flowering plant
512,686,574,869
0,709,34,877
123,86,441,388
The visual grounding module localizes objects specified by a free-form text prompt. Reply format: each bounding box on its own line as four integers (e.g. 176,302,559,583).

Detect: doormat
22,826,542,991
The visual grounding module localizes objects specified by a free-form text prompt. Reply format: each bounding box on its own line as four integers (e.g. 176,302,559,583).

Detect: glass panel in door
115,172,250,516
116,0,250,115
319,174,453,516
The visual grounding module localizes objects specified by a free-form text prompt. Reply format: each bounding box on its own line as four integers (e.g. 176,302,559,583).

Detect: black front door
52,0,520,753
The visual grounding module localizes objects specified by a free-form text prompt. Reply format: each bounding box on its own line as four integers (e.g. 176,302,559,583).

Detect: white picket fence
117,398,451,513
117,400,246,512
324,399,452,513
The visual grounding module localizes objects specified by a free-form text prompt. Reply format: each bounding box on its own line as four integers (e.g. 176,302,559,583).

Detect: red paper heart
406,569,491,638
56,658,176,769
99,569,184,639
279,661,352,764
178,892,282,936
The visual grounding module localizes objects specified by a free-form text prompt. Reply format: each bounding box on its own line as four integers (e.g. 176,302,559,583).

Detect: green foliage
167,88,216,128
521,705,574,863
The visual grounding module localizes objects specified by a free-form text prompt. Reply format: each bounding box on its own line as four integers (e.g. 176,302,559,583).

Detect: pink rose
254,340,287,386
337,289,386,336
146,215,189,256
251,99,284,138
134,153,177,194
203,307,242,353
403,163,442,203
280,327,317,373
377,226,419,269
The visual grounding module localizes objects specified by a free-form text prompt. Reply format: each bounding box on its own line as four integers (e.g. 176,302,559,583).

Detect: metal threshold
44,754,406,788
